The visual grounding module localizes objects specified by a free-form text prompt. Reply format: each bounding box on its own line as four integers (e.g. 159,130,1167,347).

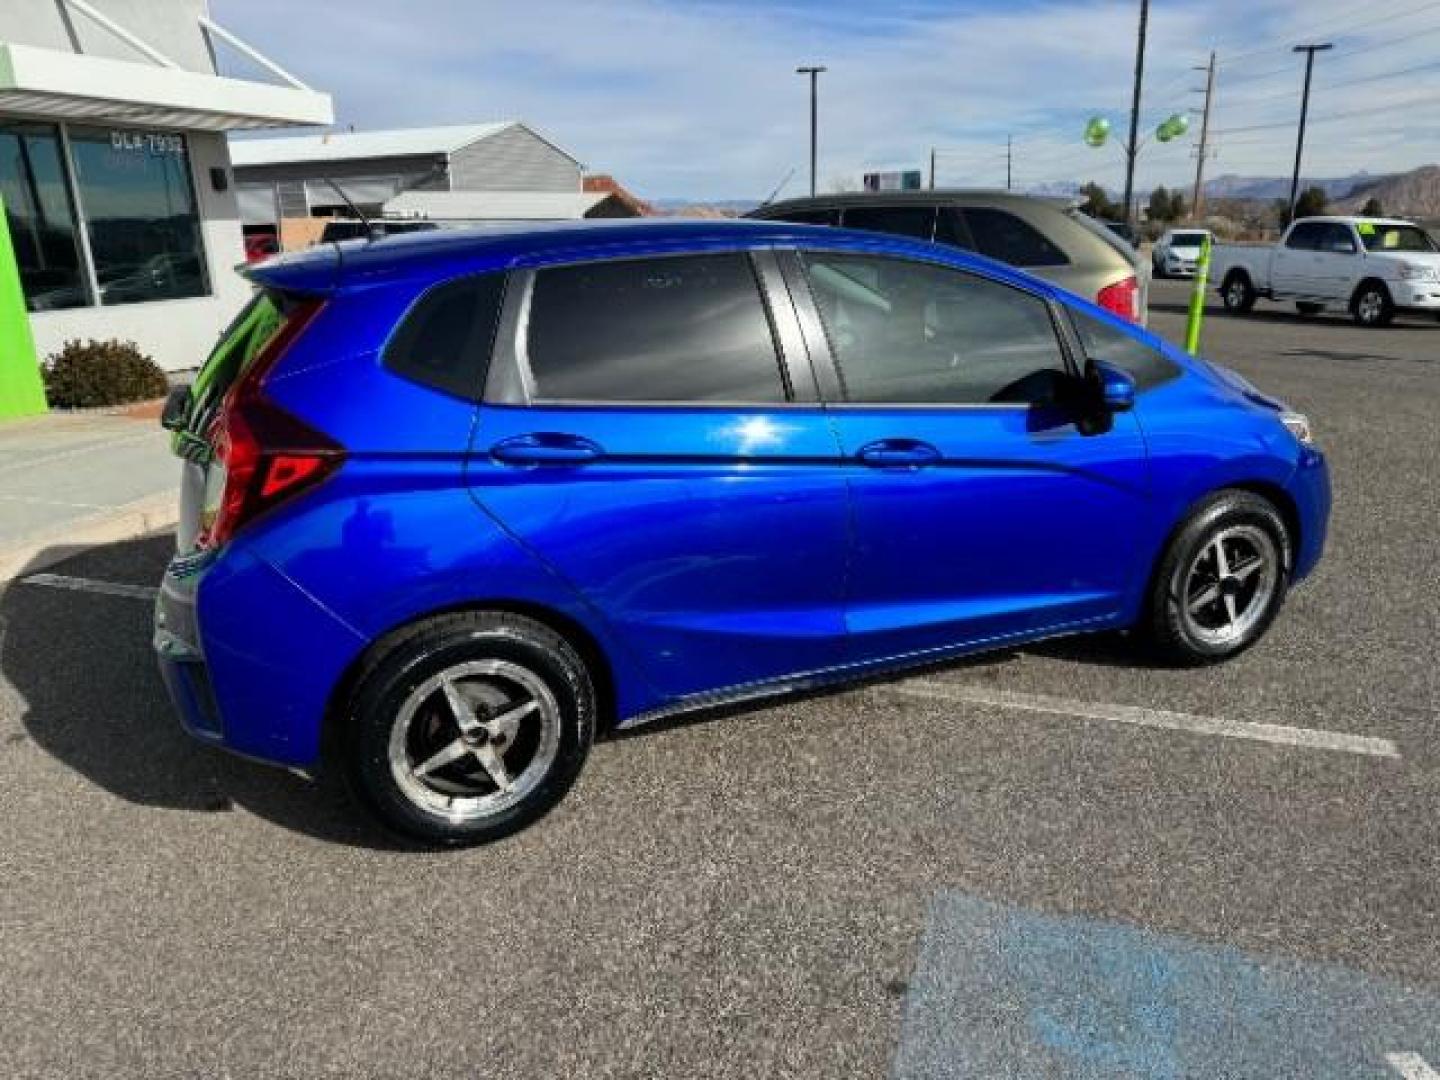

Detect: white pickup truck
1211,216,1440,327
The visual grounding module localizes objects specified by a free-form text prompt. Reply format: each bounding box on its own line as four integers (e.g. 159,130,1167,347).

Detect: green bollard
0,193,48,419
1183,234,1212,357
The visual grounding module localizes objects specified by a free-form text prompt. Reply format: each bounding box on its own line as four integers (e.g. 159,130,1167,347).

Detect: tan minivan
748,190,1149,324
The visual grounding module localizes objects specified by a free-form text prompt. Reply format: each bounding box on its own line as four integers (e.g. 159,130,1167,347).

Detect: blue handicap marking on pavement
892,891,1440,1079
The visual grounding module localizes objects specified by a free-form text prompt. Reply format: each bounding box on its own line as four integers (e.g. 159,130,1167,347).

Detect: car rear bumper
153,543,368,769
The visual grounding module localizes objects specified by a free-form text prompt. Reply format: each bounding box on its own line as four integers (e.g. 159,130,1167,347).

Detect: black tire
1296,301,1324,316
1221,272,1256,313
1351,281,1395,327
344,611,595,846
1143,490,1291,665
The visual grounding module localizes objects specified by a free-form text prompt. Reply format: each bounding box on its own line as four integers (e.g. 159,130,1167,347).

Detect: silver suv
748,190,1148,323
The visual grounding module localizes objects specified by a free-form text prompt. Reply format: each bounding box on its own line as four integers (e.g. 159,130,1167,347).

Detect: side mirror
160,384,192,432
1092,359,1136,412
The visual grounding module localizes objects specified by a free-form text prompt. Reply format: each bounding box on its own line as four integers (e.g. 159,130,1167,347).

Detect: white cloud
213,0,1440,198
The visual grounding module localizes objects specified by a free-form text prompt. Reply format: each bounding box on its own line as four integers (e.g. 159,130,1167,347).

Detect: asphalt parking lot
1,279,1437,1078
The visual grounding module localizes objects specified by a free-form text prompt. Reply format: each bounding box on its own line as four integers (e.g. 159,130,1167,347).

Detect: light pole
1121,0,1150,228
1287,43,1332,222
796,65,826,197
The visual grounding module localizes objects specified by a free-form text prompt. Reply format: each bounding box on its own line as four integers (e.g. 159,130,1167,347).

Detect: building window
67,126,208,306
0,121,88,312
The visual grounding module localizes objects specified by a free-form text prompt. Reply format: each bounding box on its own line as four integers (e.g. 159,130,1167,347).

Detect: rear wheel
1221,272,1256,313
1143,491,1290,665
345,612,594,846
1352,282,1394,327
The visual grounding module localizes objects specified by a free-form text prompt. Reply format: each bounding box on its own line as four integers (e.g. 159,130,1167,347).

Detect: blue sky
213,0,1440,200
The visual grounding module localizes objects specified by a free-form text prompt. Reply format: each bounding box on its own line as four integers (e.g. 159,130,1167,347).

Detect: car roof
754,189,1080,212
1293,215,1417,227
243,217,1055,297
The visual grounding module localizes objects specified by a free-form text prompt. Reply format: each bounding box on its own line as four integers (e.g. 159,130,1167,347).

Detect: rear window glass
526,254,786,403
1069,309,1180,392
186,289,293,430
963,208,1069,267
384,272,506,400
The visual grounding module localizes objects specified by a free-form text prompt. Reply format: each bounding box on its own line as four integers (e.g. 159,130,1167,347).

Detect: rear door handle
491,433,603,466
856,439,941,468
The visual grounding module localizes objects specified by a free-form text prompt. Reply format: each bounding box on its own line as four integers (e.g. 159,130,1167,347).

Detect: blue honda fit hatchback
155,220,1329,844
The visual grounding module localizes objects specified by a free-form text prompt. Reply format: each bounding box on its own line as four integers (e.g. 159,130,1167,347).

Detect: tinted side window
771,208,841,226
962,208,1069,267
1318,223,1357,253
526,254,786,403
384,272,506,400
1069,309,1180,392
1285,223,1322,250
933,208,976,251
802,252,1067,405
842,205,937,241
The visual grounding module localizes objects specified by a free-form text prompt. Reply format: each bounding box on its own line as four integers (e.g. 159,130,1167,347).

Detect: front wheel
345,612,595,846
1143,491,1291,665
1352,282,1394,327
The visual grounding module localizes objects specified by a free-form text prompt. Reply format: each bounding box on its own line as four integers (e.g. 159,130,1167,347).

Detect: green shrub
43,339,170,409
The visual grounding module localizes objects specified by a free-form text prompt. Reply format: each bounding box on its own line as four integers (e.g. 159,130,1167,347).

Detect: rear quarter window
384,272,506,400
962,208,1070,268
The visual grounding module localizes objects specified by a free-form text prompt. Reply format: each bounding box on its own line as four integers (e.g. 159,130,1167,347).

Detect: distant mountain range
647,164,1440,220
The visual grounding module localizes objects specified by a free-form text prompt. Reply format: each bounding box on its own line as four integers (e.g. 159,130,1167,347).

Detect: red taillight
199,299,342,548
1097,275,1141,323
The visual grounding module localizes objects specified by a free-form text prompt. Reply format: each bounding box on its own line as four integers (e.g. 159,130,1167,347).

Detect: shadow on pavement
1,534,410,851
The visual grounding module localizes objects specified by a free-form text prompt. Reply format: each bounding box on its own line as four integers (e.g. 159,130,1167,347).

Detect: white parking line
20,572,158,601
1388,1053,1440,1080
889,680,1401,760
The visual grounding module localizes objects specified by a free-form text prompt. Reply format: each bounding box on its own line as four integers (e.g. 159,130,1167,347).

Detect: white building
0,0,332,375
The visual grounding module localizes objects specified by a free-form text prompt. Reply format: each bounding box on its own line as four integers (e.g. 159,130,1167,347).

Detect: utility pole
929,147,936,190
1121,0,1150,228
796,65,826,197
1287,43,1332,222
1006,135,1012,191
1190,51,1216,220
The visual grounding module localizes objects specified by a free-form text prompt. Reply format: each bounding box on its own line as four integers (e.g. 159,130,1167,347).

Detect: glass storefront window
0,121,88,312
68,126,208,306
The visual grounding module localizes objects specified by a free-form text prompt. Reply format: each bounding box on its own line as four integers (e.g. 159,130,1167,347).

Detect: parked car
1212,216,1440,326
747,191,1149,324
156,220,1329,845
1153,228,1212,278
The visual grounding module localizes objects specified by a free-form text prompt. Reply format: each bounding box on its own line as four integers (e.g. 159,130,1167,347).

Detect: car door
783,247,1150,662
1273,223,1321,296
469,248,851,700
1311,222,1361,300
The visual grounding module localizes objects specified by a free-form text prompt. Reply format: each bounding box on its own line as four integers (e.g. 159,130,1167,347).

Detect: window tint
802,252,1068,405
933,208,976,251
1317,223,1357,253
1069,309,1180,392
385,272,506,400
68,126,208,306
770,207,840,226
0,121,88,311
526,254,786,403
1285,223,1323,250
842,205,936,241
962,208,1069,267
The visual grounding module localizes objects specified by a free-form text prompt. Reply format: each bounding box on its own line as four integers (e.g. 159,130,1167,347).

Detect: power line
1215,0,1440,68
1212,88,1440,136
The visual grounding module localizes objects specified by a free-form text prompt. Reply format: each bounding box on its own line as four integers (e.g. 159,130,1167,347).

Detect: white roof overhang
0,43,333,131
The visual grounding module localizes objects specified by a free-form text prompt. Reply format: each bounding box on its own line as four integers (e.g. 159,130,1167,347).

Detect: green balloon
1170,113,1190,136
1084,116,1111,147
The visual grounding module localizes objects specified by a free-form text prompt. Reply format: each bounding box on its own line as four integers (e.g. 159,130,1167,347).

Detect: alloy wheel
388,659,561,822
1180,525,1279,648
1357,289,1384,325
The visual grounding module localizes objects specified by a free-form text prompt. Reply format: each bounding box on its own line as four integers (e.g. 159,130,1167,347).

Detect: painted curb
0,489,177,582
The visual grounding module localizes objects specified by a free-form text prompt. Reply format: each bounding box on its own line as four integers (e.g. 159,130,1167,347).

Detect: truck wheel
1221,272,1256,313
1296,302,1324,316
1352,282,1394,327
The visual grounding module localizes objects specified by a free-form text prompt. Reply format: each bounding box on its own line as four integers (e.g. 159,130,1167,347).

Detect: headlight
1281,411,1313,445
